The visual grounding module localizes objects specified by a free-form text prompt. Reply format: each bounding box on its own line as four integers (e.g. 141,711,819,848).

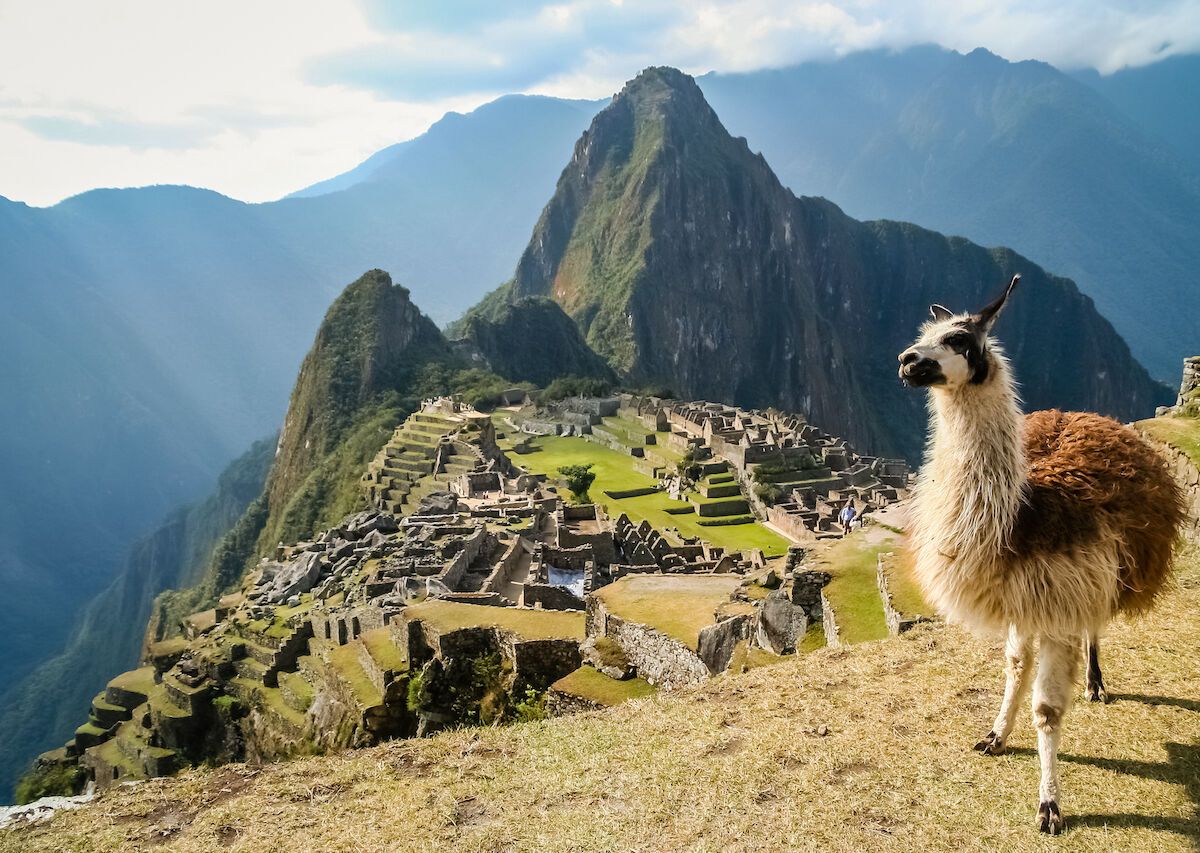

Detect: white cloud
1,0,1197,206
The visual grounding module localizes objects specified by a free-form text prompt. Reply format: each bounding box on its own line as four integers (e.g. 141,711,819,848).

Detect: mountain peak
620,66,703,99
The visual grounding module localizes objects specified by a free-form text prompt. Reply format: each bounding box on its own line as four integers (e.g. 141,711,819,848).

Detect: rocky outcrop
453,296,616,386
504,66,1169,460
755,590,808,654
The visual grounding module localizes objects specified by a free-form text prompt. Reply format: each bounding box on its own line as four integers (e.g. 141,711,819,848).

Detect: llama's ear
929,304,953,321
975,274,1021,333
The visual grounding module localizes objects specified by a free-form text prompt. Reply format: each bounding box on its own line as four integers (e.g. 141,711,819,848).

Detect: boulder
264,551,324,603
580,636,635,680
755,589,807,654
417,491,458,516
342,511,400,540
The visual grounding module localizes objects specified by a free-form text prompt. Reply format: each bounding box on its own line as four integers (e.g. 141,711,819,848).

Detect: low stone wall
524,583,585,611
502,635,583,695
1138,430,1200,543
586,596,710,689
482,537,527,596
875,552,930,636
438,525,489,589
545,687,604,715
820,591,841,647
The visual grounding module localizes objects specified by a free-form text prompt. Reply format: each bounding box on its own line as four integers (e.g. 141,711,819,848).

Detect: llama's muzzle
898,349,943,387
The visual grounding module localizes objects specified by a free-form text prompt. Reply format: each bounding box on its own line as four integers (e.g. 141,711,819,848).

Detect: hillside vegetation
8,543,1197,851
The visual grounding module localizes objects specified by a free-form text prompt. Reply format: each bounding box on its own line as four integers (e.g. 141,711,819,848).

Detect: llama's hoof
1086,684,1110,704
974,731,1005,755
1037,800,1064,835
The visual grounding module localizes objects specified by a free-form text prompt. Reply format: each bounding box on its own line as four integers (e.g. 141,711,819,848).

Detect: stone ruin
42,393,917,795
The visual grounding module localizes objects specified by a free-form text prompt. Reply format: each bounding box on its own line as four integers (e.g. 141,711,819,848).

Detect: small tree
754,482,784,506
558,464,596,501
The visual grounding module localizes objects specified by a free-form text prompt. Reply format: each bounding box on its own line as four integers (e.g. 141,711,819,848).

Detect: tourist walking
839,500,857,535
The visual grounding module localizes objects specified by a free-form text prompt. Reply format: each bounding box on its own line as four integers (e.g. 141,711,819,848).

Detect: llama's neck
917,365,1025,558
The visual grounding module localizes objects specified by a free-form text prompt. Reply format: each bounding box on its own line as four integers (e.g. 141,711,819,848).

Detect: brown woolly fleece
1016,410,1185,615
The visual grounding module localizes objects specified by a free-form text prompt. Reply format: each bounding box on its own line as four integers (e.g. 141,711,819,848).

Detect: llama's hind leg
1032,634,1082,835
975,625,1033,755
1085,637,1108,703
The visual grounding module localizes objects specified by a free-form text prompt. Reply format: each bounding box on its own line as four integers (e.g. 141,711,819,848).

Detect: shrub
510,687,547,723
14,762,85,804
754,482,784,506
558,464,596,501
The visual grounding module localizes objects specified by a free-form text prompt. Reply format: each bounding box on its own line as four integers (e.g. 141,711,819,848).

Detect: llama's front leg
1032,634,1081,835
975,625,1032,754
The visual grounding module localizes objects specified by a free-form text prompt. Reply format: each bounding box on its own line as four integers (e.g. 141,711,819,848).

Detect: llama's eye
944,333,971,349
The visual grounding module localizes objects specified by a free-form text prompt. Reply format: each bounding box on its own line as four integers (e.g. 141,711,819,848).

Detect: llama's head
897,274,1020,390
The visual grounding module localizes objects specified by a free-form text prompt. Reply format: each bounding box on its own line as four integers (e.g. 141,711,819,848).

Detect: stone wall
501,635,583,695
820,591,841,647
524,583,586,611
482,536,528,596
438,525,489,589
1138,432,1200,543
586,596,710,689
875,552,930,636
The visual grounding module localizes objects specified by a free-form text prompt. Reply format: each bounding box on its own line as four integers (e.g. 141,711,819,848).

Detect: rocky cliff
507,67,1169,460
452,295,615,387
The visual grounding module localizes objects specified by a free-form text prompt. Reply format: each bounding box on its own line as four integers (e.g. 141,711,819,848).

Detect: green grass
811,533,892,644
551,666,656,706
328,643,384,708
594,575,742,650
880,550,934,619
91,693,126,716
515,435,788,556
280,671,316,710
90,734,142,780
74,721,107,739
1137,415,1200,470
405,600,585,641
148,684,190,719
798,620,827,653
259,685,308,727
362,628,407,672
108,666,156,698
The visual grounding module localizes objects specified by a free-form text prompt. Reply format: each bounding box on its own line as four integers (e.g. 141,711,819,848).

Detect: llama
898,274,1184,835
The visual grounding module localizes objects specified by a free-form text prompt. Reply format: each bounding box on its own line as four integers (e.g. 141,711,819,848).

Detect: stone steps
89,692,131,728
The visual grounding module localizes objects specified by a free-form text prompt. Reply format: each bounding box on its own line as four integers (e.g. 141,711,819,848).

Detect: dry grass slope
7,548,1200,852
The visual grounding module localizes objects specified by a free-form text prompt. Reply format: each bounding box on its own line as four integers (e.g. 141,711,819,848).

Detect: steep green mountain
451,295,616,387
0,438,273,802
256,269,453,553
506,67,1168,460
698,47,1200,380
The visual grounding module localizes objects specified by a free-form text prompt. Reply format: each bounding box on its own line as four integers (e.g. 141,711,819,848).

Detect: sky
2,0,1199,207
